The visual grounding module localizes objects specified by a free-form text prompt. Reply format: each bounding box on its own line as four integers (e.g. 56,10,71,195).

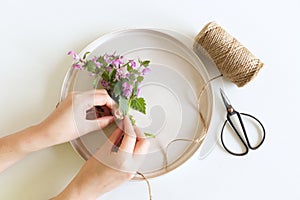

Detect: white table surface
1,0,299,199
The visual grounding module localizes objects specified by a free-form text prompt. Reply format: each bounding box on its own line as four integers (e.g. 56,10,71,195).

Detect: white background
0,0,299,199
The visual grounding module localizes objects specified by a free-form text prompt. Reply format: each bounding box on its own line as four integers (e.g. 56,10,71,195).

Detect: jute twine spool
194,21,264,87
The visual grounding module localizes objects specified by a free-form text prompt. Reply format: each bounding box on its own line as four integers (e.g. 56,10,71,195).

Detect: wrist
0,125,42,172
14,125,52,153
49,150,133,200
53,158,115,200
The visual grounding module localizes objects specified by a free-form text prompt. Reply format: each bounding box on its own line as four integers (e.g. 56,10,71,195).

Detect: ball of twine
194,21,264,87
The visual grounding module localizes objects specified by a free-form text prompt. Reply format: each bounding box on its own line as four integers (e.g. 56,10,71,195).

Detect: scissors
220,89,266,156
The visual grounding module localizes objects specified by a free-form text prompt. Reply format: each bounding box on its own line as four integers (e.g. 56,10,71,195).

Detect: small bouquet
67,50,151,126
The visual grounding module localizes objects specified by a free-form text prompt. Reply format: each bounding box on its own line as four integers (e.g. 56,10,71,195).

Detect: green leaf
119,96,129,115
97,56,107,66
141,60,150,67
129,115,136,125
93,75,100,88
137,76,144,82
102,71,109,82
128,74,136,81
130,97,146,114
84,60,97,73
144,132,156,138
133,82,138,94
109,68,116,80
83,51,90,60
113,81,122,97
133,69,140,73
95,67,104,76
127,64,133,72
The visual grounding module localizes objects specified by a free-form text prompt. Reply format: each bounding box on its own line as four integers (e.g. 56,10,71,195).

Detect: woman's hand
0,89,115,173
36,89,116,149
52,116,150,200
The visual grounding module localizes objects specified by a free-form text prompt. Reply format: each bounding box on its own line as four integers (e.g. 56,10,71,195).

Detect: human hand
0,89,116,173
95,115,150,174
37,89,116,149
52,116,150,200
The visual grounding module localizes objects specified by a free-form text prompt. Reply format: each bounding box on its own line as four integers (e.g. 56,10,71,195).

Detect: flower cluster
67,50,151,117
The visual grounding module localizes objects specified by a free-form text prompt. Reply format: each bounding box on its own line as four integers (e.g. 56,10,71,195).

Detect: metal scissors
220,89,266,156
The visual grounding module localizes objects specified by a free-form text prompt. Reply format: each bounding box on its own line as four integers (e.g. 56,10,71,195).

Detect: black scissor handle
220,112,266,156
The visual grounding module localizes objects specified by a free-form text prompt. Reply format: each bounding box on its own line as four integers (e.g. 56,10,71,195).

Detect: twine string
164,75,222,168
137,172,153,200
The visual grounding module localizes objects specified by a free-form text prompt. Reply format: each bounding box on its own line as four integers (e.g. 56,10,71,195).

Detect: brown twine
194,21,264,87
137,172,153,200
163,75,222,168
135,75,222,200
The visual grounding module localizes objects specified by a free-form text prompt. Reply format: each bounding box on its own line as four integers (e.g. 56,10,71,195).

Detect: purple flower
141,68,151,75
72,63,82,70
129,60,136,68
67,50,79,60
122,82,133,99
112,58,123,67
116,67,127,80
126,73,131,79
92,57,102,68
104,53,114,64
101,80,109,88
136,87,141,96
106,66,112,73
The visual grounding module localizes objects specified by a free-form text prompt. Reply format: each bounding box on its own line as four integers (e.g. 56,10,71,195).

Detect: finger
132,125,150,155
108,126,123,144
133,126,144,139
133,127,150,154
134,139,150,155
123,116,135,137
76,90,117,113
97,127,123,155
96,115,115,128
84,89,108,95
84,116,114,134
119,116,136,153
119,133,137,153
93,93,117,109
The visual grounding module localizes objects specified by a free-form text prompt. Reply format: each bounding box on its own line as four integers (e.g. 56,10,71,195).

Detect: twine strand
137,171,153,200
163,75,222,170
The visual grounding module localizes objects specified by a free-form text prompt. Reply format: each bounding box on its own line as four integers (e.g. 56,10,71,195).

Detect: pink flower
129,60,136,68
105,66,112,73
72,63,82,70
122,82,133,99
101,80,109,88
112,58,123,67
104,53,114,64
67,50,79,60
141,68,151,75
116,67,127,80
137,87,141,96
92,57,102,68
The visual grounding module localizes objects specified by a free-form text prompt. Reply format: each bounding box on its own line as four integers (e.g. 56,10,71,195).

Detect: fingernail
113,108,124,120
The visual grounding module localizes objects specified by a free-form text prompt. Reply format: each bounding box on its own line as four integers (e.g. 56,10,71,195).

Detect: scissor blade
220,88,232,109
